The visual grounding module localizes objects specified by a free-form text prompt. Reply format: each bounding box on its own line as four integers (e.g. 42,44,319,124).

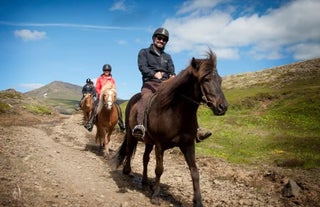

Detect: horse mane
157,49,217,108
97,83,117,113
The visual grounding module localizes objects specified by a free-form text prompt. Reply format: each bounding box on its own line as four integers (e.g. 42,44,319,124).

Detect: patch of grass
26,104,52,115
44,98,79,114
196,82,320,169
0,102,11,113
0,91,23,99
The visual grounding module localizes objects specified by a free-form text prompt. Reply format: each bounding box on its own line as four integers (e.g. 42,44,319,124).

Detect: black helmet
86,78,91,83
102,64,112,72
153,27,169,41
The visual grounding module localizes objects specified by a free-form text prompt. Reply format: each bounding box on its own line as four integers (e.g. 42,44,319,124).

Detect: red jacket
95,74,116,98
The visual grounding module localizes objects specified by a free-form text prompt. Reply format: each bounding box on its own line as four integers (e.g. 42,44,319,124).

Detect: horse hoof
193,201,203,207
151,197,161,205
123,167,131,175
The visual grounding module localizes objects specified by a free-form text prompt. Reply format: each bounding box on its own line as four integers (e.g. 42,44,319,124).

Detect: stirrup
85,122,93,132
132,124,145,140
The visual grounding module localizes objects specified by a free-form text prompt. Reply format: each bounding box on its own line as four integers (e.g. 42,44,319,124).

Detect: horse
95,83,119,157
111,49,228,207
80,93,94,124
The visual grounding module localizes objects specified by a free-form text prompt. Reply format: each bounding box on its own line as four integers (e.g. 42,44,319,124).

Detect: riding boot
196,128,212,143
85,115,95,132
75,103,81,111
115,103,125,132
75,96,84,111
132,86,154,141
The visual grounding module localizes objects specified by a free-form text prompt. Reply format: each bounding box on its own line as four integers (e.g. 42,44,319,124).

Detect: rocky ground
0,92,319,207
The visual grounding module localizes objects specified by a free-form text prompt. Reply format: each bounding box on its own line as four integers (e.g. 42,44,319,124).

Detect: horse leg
151,145,164,205
142,144,154,188
180,144,203,207
96,126,105,151
104,132,111,158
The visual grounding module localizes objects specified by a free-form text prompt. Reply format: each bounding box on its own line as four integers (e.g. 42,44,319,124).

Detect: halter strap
200,84,214,107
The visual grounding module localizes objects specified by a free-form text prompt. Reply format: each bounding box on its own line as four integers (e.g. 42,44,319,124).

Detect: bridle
200,83,215,108
180,72,215,108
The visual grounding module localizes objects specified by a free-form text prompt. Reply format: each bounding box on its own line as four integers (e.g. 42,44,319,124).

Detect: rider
75,78,96,111
84,64,125,132
132,27,212,142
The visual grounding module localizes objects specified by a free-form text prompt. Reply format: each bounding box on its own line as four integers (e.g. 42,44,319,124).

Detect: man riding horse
75,78,96,111
133,27,212,142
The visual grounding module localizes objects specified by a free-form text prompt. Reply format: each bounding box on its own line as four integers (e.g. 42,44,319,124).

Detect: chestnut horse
80,93,94,124
111,50,228,207
95,83,119,157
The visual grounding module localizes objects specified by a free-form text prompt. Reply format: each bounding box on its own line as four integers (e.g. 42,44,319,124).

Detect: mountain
25,81,82,100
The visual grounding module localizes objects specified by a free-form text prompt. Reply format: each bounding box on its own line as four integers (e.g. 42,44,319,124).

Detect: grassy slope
196,58,320,168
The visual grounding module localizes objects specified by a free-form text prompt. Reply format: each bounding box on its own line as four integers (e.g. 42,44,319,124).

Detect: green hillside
196,58,320,168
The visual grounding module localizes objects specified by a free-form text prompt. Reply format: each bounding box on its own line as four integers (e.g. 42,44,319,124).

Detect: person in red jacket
84,64,125,132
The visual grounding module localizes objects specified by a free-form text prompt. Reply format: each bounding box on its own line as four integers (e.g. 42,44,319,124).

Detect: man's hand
154,71,163,79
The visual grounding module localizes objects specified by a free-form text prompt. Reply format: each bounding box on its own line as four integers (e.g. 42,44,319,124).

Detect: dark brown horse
111,49,228,207
80,93,94,124
95,83,119,157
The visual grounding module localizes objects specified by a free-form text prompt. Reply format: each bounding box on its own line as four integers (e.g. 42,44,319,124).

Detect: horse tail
110,93,141,170
110,133,128,169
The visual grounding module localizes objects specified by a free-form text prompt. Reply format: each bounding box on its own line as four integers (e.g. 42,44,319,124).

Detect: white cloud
177,0,223,15
117,40,127,45
110,0,127,11
14,29,46,41
164,0,320,61
288,43,320,60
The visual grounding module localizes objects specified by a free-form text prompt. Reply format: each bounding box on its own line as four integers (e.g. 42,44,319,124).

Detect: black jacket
138,44,175,83
82,84,96,98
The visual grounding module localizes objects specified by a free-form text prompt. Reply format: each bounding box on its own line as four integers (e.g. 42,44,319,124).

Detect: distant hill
24,81,127,114
24,81,82,114
222,57,320,90
25,81,82,100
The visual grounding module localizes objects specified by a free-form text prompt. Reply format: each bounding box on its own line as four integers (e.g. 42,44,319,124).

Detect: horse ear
191,57,200,70
191,57,196,68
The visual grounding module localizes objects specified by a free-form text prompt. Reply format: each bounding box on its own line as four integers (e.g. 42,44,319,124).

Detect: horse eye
202,77,210,83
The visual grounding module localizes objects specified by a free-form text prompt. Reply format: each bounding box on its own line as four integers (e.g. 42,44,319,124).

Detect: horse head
100,88,117,110
107,89,116,110
192,50,228,115
81,93,93,108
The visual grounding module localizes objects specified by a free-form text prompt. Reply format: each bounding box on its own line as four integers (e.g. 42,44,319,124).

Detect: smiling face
153,35,168,50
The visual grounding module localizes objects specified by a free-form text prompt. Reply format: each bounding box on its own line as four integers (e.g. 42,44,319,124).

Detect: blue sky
1,0,319,99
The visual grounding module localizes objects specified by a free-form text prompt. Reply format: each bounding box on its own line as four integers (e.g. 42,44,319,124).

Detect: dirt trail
1,113,319,207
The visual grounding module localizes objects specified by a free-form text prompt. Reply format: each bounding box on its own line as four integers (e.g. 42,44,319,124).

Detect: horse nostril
218,103,227,113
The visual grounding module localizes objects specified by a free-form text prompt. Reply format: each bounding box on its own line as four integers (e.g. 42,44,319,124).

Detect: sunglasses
156,35,168,42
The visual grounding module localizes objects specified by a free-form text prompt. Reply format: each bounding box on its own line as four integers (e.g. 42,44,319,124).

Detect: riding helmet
153,27,169,41
86,78,91,83
102,64,112,72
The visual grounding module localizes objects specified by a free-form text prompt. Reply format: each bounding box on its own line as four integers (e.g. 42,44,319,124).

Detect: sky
0,0,320,99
